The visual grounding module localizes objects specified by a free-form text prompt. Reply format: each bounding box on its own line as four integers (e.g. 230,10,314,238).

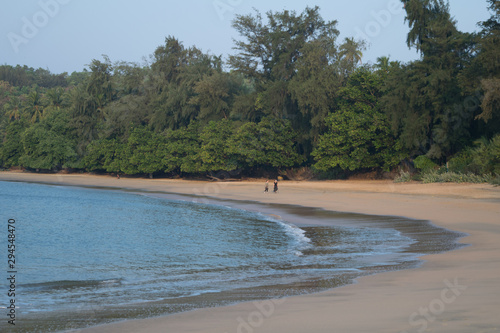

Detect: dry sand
1,172,499,333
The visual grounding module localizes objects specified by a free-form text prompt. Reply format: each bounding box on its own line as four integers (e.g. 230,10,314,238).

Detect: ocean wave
21,278,123,291
263,214,312,255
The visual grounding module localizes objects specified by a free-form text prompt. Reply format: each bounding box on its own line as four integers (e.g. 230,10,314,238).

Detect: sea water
0,181,462,332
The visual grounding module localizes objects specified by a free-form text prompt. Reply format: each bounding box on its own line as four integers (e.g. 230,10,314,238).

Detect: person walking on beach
264,180,269,193
273,179,278,193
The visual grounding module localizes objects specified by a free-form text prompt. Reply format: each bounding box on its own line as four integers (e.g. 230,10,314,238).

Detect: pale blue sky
0,0,492,74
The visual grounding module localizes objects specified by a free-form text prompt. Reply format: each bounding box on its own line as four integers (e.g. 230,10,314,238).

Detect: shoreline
1,172,500,332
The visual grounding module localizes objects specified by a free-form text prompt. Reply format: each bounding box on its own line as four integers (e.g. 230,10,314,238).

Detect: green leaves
149,37,223,131
313,68,404,172
19,123,77,170
124,127,167,175
0,121,27,167
198,119,238,172
84,127,167,175
79,118,304,176
229,117,304,168
83,139,125,173
163,122,201,173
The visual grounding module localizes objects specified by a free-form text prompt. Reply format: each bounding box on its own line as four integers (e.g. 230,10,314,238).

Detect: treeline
0,65,73,88
1,1,499,180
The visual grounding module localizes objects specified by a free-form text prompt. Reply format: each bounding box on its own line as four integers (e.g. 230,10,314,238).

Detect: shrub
413,155,438,172
445,134,500,179
421,169,440,183
394,170,412,183
448,149,474,173
470,135,500,175
421,170,493,184
490,174,500,186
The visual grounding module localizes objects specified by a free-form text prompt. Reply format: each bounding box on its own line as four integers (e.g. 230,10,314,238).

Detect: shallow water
0,181,465,332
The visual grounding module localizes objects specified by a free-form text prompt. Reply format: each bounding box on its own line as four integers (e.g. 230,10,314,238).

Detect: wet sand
1,172,499,333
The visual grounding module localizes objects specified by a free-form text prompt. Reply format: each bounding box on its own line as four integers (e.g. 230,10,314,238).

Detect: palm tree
375,56,390,73
26,89,44,123
46,87,64,108
4,96,22,121
339,37,364,66
91,93,107,121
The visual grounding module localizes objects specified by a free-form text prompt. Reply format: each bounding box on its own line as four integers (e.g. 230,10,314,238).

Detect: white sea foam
281,222,311,247
263,214,312,256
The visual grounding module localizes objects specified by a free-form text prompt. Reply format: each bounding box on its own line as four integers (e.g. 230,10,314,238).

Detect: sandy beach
1,172,499,333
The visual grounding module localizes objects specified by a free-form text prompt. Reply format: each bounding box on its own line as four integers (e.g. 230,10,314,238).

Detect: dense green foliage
312,68,403,172
1,2,499,181
413,155,438,172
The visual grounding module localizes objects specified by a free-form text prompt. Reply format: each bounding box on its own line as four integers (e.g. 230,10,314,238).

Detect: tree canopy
0,3,498,179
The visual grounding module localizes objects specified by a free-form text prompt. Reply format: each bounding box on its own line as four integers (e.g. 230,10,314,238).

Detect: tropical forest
1,0,499,183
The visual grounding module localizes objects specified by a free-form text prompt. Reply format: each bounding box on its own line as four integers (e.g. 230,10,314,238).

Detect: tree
101,94,150,140
190,71,243,122
383,0,476,159
3,96,22,121
26,88,43,123
472,0,500,125
403,0,451,55
198,119,238,172
151,36,185,84
69,84,98,152
230,7,339,82
338,37,365,75
229,7,341,154
19,123,76,170
0,65,31,87
86,57,114,104
113,61,147,97
374,56,391,73
0,65,67,88
470,135,500,175
230,116,304,169
313,67,404,172
122,127,167,177
46,87,64,108
83,138,125,173
69,57,115,155
149,37,220,131
18,105,78,170
479,79,500,123
0,120,27,167
288,38,344,152
163,122,202,174
67,70,90,87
